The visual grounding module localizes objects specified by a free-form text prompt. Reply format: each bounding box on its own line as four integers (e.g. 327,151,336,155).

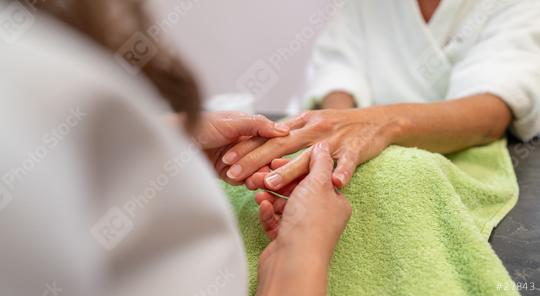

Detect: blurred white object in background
205,93,255,114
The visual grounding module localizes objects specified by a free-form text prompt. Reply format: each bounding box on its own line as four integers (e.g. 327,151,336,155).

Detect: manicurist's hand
256,142,352,296
170,111,290,184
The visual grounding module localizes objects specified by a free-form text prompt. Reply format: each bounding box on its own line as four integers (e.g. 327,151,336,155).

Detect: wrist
371,104,414,146
258,243,330,295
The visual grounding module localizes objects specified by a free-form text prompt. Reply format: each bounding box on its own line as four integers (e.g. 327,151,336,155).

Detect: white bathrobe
0,14,247,296
298,0,540,141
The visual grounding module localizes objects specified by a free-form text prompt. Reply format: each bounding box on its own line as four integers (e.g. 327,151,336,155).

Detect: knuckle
254,114,270,124
244,151,261,164
311,117,332,131
231,111,245,117
299,111,311,121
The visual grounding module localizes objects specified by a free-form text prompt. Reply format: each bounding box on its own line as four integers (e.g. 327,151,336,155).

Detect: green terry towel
222,139,519,296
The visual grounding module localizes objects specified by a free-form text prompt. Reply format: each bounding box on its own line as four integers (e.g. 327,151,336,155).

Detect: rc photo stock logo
0,182,13,212
115,32,158,76
91,207,135,251
235,59,279,99
0,1,35,45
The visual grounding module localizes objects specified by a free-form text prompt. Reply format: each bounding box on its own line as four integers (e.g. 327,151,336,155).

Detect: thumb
304,142,334,189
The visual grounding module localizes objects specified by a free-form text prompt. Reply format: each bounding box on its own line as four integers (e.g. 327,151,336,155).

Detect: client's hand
222,108,404,189
256,142,352,296
170,111,290,184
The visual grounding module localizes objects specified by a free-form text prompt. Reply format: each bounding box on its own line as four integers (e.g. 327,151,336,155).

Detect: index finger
225,131,309,181
222,114,308,165
264,149,311,191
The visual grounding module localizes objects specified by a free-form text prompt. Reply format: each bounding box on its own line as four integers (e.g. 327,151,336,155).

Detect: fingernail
227,164,243,179
265,173,283,189
222,152,237,165
274,123,289,133
245,178,254,190
335,173,345,185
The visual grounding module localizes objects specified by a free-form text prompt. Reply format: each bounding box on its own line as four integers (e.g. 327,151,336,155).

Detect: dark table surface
491,136,540,294
264,113,540,291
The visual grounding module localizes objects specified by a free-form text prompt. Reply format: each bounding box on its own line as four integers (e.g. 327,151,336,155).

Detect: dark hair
30,0,201,129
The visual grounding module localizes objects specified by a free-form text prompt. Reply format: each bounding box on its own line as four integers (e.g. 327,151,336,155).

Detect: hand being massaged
200,94,512,193
220,108,403,191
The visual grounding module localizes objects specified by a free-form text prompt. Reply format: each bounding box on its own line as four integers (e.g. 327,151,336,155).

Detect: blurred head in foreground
31,0,201,128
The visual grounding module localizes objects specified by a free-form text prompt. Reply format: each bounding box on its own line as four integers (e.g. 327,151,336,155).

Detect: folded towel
223,139,519,295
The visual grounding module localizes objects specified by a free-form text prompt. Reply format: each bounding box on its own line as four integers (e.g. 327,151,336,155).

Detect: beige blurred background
149,0,337,114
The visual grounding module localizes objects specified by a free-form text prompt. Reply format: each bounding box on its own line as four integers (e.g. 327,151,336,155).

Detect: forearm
257,247,329,296
383,94,512,154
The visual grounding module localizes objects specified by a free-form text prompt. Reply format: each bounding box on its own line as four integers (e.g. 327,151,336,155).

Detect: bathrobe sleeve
303,0,371,109
446,1,540,141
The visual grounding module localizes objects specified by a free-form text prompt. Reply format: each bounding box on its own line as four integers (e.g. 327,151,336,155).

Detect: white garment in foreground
0,15,247,296
296,0,540,141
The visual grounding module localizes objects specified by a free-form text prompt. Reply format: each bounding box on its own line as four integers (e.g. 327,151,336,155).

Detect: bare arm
389,94,512,154
257,247,329,296
223,94,513,189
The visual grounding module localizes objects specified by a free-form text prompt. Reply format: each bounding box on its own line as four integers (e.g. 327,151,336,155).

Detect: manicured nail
245,178,254,190
265,173,283,189
335,173,345,185
222,151,237,165
274,123,290,133
227,164,243,179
